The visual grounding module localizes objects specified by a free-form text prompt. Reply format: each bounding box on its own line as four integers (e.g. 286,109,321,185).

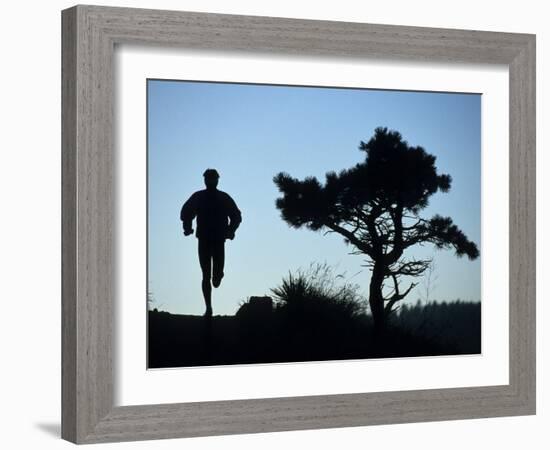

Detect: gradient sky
148,80,481,316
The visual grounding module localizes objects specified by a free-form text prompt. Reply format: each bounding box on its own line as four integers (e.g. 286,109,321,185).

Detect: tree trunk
369,262,385,335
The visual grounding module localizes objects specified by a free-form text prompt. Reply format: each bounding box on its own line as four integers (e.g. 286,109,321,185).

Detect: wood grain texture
61,6,77,443
508,36,536,409
61,4,536,444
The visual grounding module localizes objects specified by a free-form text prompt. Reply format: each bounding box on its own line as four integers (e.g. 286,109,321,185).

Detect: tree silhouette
273,127,479,333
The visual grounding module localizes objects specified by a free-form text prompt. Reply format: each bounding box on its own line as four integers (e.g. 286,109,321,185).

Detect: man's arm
226,194,242,239
180,193,198,236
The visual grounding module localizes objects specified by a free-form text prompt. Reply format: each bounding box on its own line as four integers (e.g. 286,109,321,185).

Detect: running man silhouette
180,169,242,317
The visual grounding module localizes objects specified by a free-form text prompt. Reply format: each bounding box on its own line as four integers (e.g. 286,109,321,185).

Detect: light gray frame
61,4,536,444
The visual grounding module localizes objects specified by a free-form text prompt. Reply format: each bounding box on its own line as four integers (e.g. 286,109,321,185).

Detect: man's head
203,168,220,190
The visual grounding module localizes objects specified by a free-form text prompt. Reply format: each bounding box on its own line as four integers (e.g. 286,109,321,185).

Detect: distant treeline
390,300,481,355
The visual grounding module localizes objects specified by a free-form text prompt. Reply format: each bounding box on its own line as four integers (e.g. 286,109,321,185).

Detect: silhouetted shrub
263,263,368,360
271,262,366,323
236,296,274,319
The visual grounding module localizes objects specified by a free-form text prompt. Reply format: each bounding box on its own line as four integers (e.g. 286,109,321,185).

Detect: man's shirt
180,189,242,240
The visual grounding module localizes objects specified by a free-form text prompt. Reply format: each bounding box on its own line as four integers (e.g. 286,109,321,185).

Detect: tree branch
389,258,432,277
384,274,417,316
323,221,374,256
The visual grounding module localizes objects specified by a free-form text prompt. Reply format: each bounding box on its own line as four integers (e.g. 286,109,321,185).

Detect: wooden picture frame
61,4,536,444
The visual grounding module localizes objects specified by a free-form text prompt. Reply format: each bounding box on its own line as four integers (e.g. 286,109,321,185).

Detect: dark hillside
148,300,480,369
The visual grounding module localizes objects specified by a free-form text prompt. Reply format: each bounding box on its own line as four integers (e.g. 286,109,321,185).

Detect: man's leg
212,239,225,288
198,239,213,316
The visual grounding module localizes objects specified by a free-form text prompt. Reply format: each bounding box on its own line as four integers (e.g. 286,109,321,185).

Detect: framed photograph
62,4,536,444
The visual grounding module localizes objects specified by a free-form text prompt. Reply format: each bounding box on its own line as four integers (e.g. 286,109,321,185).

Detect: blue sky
148,80,481,315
